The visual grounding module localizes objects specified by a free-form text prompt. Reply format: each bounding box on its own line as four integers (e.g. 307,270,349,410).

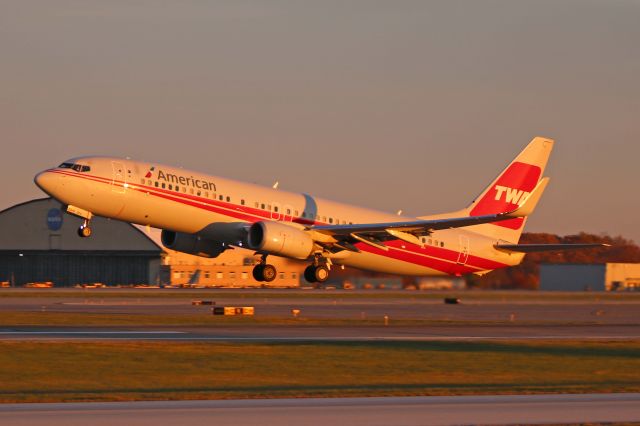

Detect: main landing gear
252,255,277,282
78,218,92,238
252,254,331,284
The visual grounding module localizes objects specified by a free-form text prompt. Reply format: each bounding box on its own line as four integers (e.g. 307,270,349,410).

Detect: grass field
0,340,639,402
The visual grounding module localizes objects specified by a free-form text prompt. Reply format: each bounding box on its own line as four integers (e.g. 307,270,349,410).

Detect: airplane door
456,235,470,265
111,161,126,193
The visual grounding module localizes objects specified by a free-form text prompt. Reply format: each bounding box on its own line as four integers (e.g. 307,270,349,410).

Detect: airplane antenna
272,181,279,189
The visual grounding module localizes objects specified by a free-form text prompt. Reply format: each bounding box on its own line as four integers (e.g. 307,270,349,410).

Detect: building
540,263,640,292
0,198,162,286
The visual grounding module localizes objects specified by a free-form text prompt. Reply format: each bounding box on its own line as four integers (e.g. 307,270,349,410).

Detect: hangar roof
0,198,163,252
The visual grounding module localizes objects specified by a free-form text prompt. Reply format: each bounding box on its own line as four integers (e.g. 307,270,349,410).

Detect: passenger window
428,239,432,245
141,179,145,184
241,199,245,206
176,186,180,192
190,188,194,194
255,202,259,208
440,241,444,247
161,183,166,189
329,218,333,224
295,210,299,216
182,187,186,193
261,203,265,210
155,182,159,187
197,191,201,196
226,196,231,202
274,206,279,213
287,209,291,215
169,184,173,190
219,195,223,201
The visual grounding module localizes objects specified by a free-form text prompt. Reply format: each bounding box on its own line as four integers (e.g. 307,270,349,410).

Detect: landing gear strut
252,255,277,282
78,218,92,238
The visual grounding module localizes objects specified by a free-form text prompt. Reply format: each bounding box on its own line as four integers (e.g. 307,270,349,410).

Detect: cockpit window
59,162,90,172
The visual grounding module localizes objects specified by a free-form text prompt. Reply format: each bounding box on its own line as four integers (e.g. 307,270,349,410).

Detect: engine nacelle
247,221,314,260
161,230,228,258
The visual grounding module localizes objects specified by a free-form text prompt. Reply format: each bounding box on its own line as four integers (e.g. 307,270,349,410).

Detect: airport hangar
0,198,162,286
0,197,304,287
540,263,640,292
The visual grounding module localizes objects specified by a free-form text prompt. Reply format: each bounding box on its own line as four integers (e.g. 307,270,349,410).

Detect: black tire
78,226,92,238
314,265,329,283
304,265,317,283
262,264,277,282
252,264,265,282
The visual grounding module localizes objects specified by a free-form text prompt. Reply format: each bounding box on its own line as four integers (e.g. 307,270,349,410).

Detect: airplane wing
309,178,549,251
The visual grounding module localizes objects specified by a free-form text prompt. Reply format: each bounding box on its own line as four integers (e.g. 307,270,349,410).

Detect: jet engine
247,221,314,260
161,230,228,258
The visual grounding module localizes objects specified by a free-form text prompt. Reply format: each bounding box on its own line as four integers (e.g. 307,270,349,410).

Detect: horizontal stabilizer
494,243,611,253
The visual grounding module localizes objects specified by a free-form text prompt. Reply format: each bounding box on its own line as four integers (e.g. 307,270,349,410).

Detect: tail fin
422,136,554,243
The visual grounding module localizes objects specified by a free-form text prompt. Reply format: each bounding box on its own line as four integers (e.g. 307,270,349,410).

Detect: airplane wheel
78,225,92,238
252,264,265,282
314,265,329,283
304,265,317,283
261,264,277,282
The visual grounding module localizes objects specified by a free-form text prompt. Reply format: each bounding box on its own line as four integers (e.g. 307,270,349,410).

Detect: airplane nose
34,171,59,195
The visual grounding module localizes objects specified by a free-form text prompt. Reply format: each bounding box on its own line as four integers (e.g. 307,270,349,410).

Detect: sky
1,1,638,242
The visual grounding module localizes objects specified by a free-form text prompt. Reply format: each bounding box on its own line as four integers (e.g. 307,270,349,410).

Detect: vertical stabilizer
465,136,554,242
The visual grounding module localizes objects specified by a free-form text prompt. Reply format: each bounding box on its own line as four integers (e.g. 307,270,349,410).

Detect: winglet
505,177,549,218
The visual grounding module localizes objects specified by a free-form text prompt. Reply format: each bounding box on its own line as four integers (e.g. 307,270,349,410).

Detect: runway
2,323,640,341
1,393,639,425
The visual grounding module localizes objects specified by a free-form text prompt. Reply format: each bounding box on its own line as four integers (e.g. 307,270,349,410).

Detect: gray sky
1,1,638,241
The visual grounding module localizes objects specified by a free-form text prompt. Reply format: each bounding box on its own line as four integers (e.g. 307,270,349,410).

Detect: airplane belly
339,251,446,276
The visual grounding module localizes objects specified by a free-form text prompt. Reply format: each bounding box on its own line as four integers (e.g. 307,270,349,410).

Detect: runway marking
0,331,186,335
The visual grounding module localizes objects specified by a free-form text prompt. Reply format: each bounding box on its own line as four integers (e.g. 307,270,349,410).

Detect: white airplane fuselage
35,156,526,277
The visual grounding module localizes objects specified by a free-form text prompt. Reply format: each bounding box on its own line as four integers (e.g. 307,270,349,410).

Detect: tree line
466,233,640,289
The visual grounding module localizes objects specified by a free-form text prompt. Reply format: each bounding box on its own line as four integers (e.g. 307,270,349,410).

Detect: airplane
34,137,605,283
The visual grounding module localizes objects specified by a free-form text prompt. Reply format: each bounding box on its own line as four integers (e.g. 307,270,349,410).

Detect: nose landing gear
78,218,92,238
